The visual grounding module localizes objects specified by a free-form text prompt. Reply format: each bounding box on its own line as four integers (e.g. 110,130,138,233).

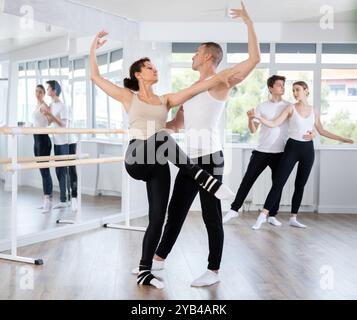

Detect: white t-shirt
50,102,78,145
183,90,226,158
67,106,79,144
50,101,69,145
255,100,290,153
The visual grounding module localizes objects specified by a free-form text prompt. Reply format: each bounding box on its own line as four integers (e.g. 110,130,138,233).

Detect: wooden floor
1,211,357,300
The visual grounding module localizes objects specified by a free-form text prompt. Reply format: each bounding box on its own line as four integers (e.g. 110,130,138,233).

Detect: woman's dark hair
123,57,151,91
36,84,46,94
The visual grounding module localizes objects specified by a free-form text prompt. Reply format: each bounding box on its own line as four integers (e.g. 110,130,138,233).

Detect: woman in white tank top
251,81,353,229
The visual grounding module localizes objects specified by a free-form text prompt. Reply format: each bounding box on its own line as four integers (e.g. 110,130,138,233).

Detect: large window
16,42,356,146
93,49,124,133
275,43,316,64
226,68,269,143
322,44,357,64
321,69,357,144
276,70,314,104
17,48,123,136
17,57,69,124
72,80,87,128
171,67,199,110
70,58,87,128
171,42,356,146
227,43,270,64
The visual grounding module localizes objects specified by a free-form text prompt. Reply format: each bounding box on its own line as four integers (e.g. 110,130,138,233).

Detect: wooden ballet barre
0,154,90,165
0,127,127,135
4,156,125,172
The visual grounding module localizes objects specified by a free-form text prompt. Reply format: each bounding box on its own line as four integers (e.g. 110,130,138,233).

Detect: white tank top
288,104,315,142
32,104,49,128
183,90,226,158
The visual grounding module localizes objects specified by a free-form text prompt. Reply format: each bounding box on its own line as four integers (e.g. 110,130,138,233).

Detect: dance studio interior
0,0,357,303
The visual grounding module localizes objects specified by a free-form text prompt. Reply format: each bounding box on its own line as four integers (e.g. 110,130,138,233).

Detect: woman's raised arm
90,31,133,112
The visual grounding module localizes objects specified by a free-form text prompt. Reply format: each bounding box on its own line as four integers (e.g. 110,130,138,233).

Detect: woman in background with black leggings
90,31,238,289
32,85,53,213
251,81,353,230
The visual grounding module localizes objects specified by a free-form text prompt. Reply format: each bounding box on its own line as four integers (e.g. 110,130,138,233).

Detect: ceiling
0,13,68,55
69,0,357,22
1,0,356,56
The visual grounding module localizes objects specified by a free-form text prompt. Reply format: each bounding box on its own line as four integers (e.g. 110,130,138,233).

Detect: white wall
140,22,357,43
318,149,357,213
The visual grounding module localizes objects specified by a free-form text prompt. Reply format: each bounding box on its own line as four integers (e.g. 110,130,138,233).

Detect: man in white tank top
154,4,261,287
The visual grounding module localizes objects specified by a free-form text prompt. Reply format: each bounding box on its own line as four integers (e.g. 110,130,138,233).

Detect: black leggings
68,143,78,199
263,138,315,214
54,143,78,202
124,130,222,270
156,151,224,271
231,151,283,216
33,134,53,196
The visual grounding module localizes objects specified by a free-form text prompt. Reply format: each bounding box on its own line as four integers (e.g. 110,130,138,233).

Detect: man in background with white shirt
223,75,309,230
44,80,78,211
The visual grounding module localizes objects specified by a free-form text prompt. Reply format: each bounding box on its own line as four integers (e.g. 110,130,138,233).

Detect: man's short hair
267,75,286,89
46,80,62,97
200,42,223,66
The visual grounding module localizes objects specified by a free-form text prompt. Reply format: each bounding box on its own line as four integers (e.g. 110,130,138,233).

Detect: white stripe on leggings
194,169,203,180
203,176,213,189
207,179,218,192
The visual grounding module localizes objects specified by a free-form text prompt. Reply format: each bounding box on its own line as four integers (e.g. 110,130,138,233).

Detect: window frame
170,42,357,148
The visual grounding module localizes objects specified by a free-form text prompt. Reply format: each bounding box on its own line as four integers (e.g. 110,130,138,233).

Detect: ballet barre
0,127,147,266
0,127,126,135
3,156,125,172
0,154,90,165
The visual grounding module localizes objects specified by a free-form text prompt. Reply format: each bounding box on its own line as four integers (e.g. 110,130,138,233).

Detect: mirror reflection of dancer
150,2,261,288
42,81,78,212
250,81,354,229
33,85,53,213
223,75,295,226
89,32,242,289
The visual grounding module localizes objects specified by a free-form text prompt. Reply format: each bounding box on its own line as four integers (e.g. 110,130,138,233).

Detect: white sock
289,217,306,228
137,270,164,289
149,278,164,289
191,270,220,287
268,216,282,226
52,202,68,209
214,185,235,200
132,259,165,275
223,209,239,224
71,198,78,212
41,197,52,214
252,212,267,230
